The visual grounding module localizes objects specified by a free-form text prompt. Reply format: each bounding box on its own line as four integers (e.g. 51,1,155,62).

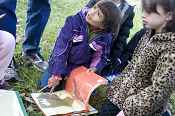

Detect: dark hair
142,0,175,32
96,0,121,33
120,0,125,3
114,0,125,3
97,0,125,3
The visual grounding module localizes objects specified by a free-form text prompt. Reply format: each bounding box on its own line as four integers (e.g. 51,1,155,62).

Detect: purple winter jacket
48,8,113,77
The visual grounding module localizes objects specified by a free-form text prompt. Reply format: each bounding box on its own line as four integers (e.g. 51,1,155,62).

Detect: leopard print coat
108,30,175,116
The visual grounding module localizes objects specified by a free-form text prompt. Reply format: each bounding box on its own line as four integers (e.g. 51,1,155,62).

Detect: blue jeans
39,68,51,88
0,0,17,37
99,99,121,116
23,0,51,54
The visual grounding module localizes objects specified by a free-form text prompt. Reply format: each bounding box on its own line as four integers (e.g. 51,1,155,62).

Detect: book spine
15,91,28,116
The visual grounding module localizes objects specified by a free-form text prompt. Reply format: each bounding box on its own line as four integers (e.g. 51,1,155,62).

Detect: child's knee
0,30,15,53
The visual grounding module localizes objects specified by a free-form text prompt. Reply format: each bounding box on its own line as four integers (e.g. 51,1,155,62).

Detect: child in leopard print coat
99,0,175,115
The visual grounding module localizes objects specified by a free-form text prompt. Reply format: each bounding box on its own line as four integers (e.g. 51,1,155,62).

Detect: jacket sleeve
116,28,146,72
122,51,175,116
111,7,135,65
48,16,73,76
90,36,111,73
122,28,146,62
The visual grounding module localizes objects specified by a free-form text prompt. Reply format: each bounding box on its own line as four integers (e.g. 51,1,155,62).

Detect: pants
99,99,171,116
39,68,51,88
0,0,17,37
99,99,121,116
23,0,51,54
0,0,51,54
0,30,15,80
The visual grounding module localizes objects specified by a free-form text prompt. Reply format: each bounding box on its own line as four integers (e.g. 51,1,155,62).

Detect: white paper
0,90,25,116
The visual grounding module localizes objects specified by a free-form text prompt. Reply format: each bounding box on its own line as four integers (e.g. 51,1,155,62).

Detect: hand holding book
48,75,62,88
32,66,108,116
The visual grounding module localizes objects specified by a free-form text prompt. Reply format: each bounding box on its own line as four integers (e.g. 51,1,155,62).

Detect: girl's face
86,5,104,29
142,5,171,33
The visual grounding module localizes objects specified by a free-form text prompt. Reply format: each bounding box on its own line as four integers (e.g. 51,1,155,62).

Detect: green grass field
13,0,175,115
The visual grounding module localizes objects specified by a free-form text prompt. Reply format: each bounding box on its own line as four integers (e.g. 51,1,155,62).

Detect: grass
12,0,175,115
15,0,88,115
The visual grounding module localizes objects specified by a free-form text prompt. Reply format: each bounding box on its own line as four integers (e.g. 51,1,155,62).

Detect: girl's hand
48,75,62,88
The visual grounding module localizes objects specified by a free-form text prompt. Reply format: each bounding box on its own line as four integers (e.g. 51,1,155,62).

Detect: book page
31,91,87,116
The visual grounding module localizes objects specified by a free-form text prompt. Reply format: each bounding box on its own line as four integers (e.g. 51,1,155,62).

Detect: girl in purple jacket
39,0,121,90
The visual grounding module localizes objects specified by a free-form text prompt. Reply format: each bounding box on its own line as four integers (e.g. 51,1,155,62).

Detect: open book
31,66,108,116
0,90,27,116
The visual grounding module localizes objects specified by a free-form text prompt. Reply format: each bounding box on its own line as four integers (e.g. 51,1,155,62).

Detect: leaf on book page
37,93,73,108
